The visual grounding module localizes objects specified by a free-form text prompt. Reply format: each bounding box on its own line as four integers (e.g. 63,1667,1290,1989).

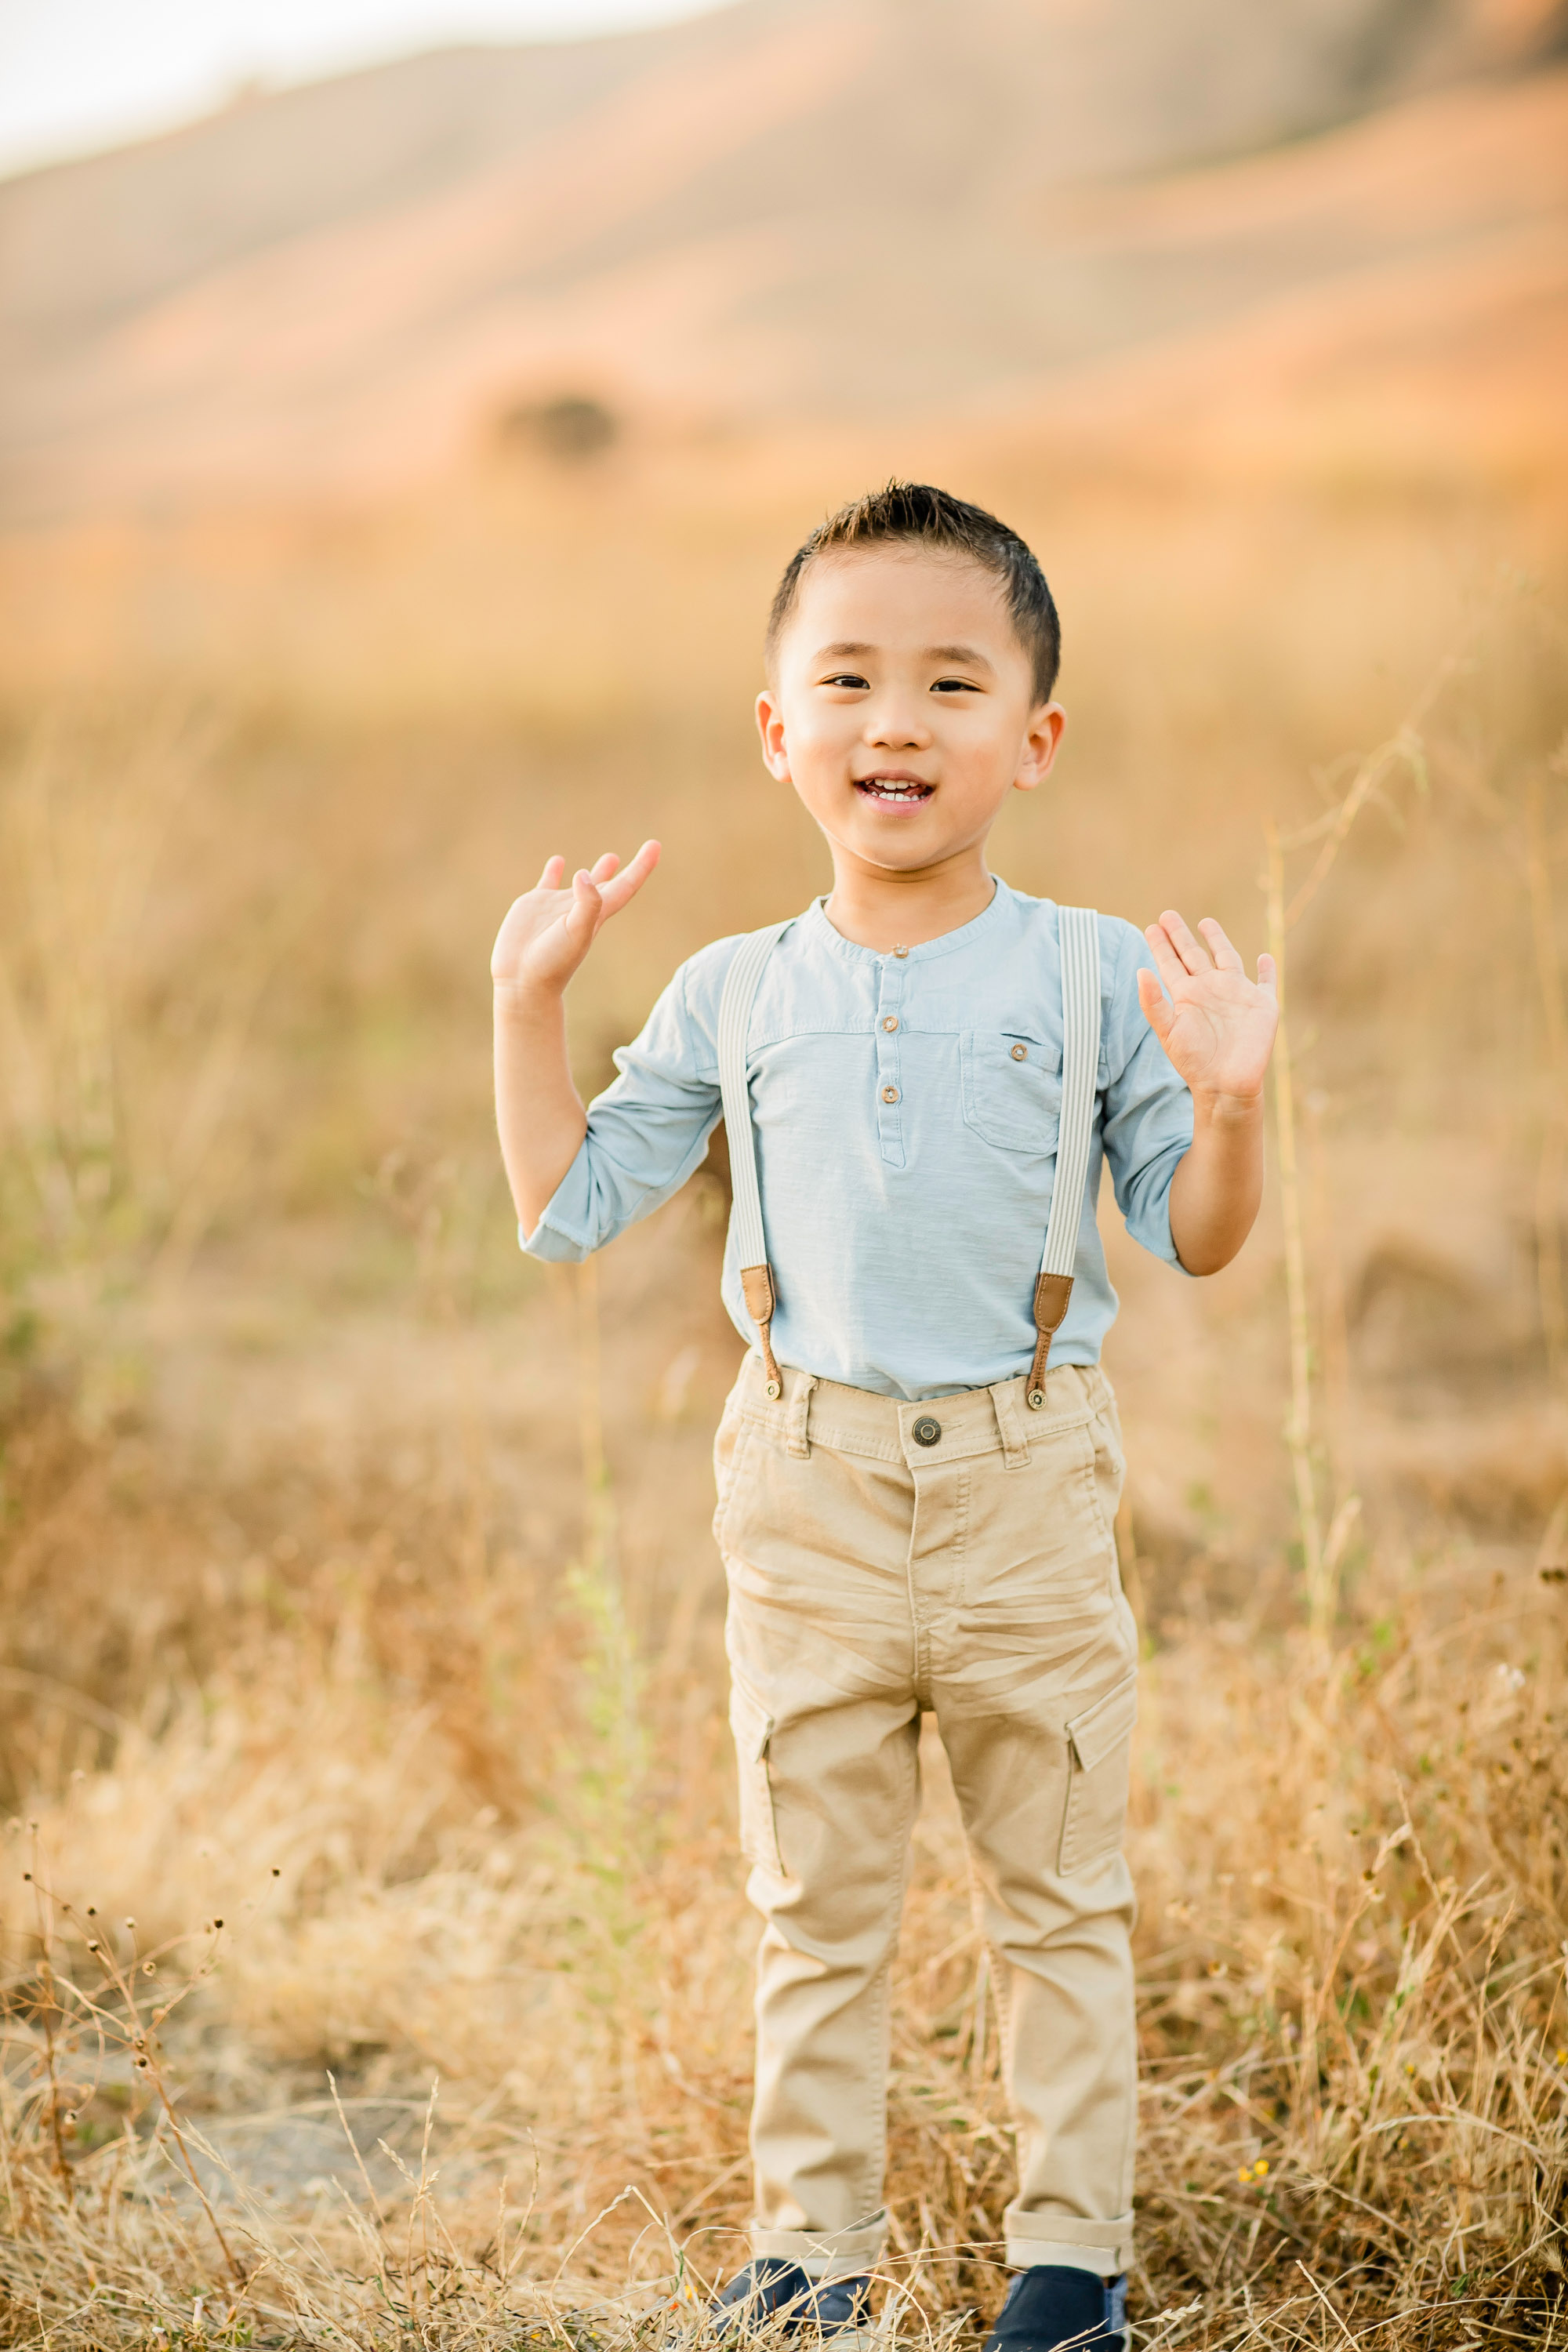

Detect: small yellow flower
1254,2158,1269,2178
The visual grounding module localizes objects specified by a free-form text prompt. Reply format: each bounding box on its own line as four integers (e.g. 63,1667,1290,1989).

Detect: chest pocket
960,1032,1062,1154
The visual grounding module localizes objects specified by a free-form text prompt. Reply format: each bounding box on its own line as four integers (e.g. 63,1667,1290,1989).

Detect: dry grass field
1,431,1566,2352
3,12,1568,2320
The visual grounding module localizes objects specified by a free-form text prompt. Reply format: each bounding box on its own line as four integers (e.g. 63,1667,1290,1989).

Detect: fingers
596,838,662,917
1152,909,1214,974
559,867,602,942
1256,951,1279,999
1149,910,1265,985
531,843,660,944
1142,920,1189,996
532,851,621,892
1135,964,1172,1041
1197,916,1243,974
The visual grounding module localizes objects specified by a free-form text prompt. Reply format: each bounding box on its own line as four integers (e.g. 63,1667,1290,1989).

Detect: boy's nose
866,702,931,748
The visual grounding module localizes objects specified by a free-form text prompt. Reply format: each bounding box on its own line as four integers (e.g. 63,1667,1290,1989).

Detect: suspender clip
741,1262,783,1398
1028,906,1102,1410
1028,1272,1075,1409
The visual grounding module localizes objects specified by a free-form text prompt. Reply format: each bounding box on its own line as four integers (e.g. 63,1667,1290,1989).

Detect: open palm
1137,911,1278,1103
492,841,661,995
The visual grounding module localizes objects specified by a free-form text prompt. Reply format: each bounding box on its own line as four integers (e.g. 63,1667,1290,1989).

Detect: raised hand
492,841,661,996
1136,911,1278,1106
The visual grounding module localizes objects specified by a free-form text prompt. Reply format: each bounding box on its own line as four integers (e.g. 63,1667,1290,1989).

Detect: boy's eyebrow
811,640,997,669
927,642,994,670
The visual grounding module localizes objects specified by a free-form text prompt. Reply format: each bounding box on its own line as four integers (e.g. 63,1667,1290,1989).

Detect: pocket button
1011,1042,1028,1060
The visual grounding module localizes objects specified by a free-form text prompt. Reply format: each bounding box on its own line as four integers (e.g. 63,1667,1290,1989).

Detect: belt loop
784,1372,817,1459
989,1381,1029,1468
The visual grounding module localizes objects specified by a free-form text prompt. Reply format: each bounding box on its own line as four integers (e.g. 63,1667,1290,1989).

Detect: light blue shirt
523,881,1194,1401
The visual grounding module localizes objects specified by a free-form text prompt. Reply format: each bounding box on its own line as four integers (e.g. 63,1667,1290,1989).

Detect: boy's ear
756,687,792,782
1014,702,1066,794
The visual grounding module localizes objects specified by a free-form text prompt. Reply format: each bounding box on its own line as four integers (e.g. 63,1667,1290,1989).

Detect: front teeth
860,782,928,800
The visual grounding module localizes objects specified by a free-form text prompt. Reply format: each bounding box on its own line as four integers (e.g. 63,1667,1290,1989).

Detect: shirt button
893,945,909,959
882,1015,898,1033
881,1083,900,1104
1011,1042,1028,1061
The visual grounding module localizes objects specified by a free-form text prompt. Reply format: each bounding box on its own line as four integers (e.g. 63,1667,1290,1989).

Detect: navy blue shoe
982,2267,1127,2352
712,2259,873,2340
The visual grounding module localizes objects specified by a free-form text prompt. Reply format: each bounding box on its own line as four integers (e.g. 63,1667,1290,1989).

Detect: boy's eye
823,673,869,690
932,677,981,694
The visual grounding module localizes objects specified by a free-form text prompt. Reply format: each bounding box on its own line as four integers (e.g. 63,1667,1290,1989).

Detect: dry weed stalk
1410,635,1568,1392
1524,770,1567,1375
0,708,287,1323
24,1830,71,2197
1521,749,1568,1385
13,1850,245,2294
1262,665,1450,1639
561,1256,648,1889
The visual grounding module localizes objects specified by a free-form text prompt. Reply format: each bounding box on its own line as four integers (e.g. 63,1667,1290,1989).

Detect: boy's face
756,546,1064,880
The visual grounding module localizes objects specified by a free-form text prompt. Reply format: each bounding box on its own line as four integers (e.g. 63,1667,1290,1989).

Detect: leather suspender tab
740,1263,783,1398
719,921,794,1400
1028,1271,1074,1409
1027,906,1102,1409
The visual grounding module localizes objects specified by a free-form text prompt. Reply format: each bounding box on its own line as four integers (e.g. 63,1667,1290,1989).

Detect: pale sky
0,0,731,178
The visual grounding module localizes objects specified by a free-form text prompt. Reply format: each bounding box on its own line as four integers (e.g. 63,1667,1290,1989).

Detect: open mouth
854,776,935,805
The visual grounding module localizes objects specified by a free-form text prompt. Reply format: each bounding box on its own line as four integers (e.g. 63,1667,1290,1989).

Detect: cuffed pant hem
1004,2215,1134,2277
750,2215,886,2280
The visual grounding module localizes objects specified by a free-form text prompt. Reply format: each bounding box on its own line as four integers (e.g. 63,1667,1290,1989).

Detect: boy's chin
838,833,958,877
815,804,975,875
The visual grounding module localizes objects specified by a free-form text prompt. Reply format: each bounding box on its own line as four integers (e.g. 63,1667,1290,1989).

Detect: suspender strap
1027,906,1102,1409
720,906,1100,1413
718,921,793,1398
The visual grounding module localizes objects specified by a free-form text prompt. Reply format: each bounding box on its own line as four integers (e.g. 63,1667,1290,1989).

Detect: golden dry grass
2,470,1567,2349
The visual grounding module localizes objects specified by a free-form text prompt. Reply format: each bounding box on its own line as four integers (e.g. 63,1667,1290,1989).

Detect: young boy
492,485,1277,2352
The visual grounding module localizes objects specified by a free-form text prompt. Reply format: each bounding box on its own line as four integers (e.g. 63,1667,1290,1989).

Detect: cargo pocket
1058,1673,1138,1875
729,1678,784,1875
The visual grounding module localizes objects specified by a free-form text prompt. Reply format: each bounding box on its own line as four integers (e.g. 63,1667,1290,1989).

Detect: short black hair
765,481,1061,702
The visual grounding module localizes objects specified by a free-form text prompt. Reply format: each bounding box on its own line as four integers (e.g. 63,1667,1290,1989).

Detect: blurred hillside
1,0,1566,531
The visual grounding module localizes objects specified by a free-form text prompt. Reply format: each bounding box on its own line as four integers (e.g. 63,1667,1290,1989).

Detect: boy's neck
822,847,998,953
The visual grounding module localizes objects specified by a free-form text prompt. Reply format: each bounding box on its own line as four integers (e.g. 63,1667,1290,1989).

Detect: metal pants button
911,1416,942,1446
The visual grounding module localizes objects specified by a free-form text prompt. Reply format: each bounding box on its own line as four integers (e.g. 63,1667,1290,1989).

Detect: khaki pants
714,1354,1138,2284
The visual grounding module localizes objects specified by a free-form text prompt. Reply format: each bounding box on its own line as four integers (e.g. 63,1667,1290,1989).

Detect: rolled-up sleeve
521,956,724,1263
1098,919,1195,1269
